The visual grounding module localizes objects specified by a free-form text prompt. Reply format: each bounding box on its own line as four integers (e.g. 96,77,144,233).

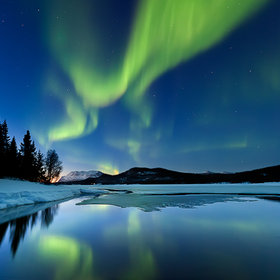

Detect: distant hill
59,170,103,183
57,165,280,185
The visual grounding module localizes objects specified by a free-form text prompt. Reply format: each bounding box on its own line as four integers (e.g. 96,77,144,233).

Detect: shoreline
1,179,280,213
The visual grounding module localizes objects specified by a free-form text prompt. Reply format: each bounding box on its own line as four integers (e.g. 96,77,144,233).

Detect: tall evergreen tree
45,149,62,183
0,122,3,177
35,151,46,182
1,120,10,151
7,137,19,177
0,120,11,177
20,130,37,181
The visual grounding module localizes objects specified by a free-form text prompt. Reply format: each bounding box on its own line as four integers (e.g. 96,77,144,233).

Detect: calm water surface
1,195,280,279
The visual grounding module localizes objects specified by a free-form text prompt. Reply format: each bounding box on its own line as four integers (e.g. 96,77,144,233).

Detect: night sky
0,0,279,175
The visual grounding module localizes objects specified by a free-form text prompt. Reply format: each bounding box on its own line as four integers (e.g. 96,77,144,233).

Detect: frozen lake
1,192,280,279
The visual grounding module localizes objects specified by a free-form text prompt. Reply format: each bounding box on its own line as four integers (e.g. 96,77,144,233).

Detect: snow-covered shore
0,179,106,210
1,179,280,211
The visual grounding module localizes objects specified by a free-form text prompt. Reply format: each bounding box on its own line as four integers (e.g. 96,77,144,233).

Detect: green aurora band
46,0,267,142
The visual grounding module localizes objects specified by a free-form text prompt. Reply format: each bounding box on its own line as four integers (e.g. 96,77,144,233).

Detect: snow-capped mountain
59,170,103,182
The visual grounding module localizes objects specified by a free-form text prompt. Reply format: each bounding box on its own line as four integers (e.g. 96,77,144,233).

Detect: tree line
0,120,62,183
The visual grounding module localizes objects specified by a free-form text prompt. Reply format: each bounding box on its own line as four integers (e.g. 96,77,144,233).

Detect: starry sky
0,0,279,175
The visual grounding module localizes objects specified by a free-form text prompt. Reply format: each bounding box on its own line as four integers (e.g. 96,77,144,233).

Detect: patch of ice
78,193,253,212
96,183,280,195
78,182,280,211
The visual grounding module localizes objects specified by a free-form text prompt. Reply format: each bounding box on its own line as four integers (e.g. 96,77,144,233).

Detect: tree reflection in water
0,205,59,256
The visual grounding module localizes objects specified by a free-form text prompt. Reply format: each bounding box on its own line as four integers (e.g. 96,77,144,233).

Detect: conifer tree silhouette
7,137,19,177
0,120,10,177
0,120,63,182
20,130,37,181
36,151,46,182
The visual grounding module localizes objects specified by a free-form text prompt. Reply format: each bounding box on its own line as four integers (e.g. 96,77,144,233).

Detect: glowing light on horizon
97,163,119,175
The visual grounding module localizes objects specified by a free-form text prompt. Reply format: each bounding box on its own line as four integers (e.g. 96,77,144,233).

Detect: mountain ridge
57,164,280,185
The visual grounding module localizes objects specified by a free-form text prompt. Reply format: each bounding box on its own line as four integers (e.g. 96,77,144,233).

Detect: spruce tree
0,122,4,177
7,137,19,177
1,120,10,151
0,120,10,177
35,151,46,182
20,130,37,181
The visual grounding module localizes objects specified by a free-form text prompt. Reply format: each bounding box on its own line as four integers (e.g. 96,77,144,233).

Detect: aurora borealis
0,0,279,175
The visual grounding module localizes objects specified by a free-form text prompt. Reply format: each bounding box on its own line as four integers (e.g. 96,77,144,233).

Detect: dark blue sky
0,0,279,175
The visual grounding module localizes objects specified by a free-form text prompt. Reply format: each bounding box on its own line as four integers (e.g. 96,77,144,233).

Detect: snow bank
0,179,107,210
